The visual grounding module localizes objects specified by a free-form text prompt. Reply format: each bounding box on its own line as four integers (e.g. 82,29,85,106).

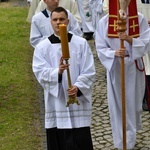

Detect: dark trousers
46,127,93,150
143,75,150,111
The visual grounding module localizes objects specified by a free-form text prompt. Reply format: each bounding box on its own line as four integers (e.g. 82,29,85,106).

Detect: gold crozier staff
117,0,131,149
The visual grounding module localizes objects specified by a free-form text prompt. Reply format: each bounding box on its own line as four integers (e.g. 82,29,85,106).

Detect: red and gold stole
108,0,139,38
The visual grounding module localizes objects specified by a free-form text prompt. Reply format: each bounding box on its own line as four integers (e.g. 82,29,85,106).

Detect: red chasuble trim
128,0,140,38
108,0,139,38
108,0,119,38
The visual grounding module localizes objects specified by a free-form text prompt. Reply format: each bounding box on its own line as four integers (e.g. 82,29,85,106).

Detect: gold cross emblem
130,20,138,32
109,20,117,32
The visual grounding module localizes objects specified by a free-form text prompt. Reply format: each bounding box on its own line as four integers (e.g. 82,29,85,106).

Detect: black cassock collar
48,33,73,44
42,9,49,18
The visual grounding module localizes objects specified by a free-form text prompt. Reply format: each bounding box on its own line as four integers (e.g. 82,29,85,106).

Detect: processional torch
117,0,131,149
59,24,80,107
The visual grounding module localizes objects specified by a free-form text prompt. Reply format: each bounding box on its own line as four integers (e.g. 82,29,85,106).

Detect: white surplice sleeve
32,45,59,97
67,10,83,37
95,16,118,72
130,13,150,60
74,40,95,102
30,15,48,48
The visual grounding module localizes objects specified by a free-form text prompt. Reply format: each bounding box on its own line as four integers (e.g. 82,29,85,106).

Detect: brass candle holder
59,24,80,107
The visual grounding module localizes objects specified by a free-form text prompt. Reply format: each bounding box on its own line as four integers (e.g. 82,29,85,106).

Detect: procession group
27,0,150,149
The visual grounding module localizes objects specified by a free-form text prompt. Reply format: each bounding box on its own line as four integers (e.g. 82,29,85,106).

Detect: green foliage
0,6,43,150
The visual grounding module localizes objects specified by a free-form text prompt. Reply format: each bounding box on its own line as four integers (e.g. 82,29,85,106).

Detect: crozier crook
119,0,131,19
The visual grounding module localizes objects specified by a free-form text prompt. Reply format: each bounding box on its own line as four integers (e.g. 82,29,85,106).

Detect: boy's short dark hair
51,6,68,18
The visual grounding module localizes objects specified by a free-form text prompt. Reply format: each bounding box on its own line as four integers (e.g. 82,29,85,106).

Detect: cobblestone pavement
38,39,150,150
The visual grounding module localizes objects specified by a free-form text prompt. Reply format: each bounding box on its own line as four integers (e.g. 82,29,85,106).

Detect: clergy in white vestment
35,0,81,24
137,0,150,111
32,7,95,150
95,0,150,149
89,0,104,30
26,0,40,22
76,0,95,40
30,0,83,48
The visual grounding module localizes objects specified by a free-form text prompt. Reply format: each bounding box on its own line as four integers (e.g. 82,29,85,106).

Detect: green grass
0,6,43,150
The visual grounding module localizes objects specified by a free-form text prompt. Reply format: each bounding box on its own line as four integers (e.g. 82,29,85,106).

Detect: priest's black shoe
142,99,150,112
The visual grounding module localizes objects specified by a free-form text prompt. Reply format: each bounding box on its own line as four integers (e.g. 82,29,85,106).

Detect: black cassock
46,127,93,150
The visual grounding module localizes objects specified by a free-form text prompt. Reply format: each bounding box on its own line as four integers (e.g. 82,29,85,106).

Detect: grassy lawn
0,3,43,150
